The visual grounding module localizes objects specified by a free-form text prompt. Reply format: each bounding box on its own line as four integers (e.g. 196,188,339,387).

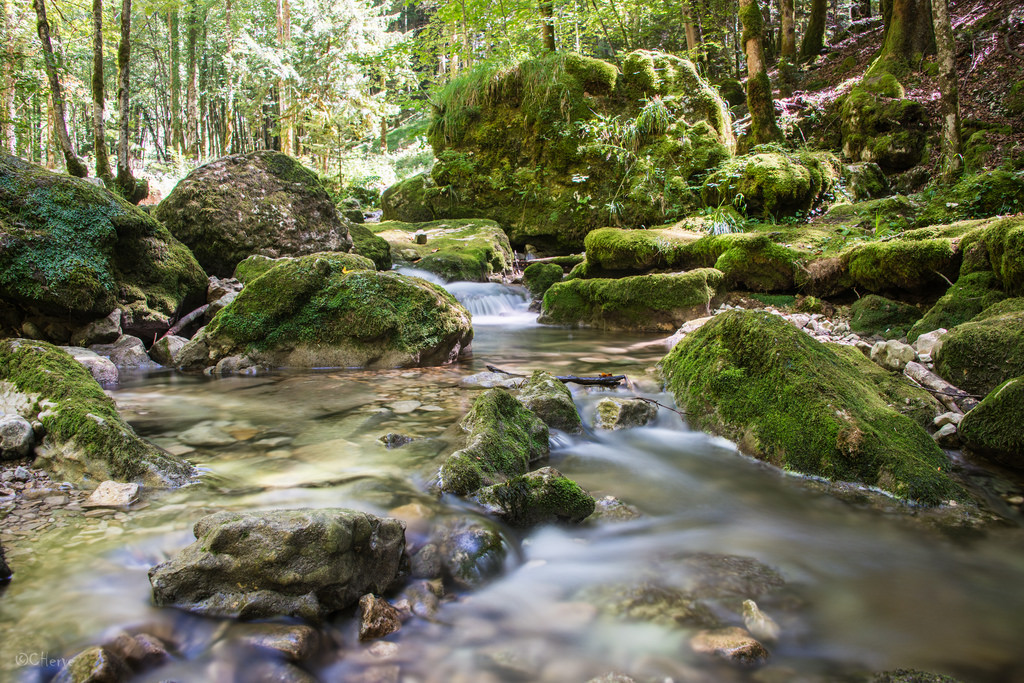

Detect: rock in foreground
149,509,406,621
959,376,1024,470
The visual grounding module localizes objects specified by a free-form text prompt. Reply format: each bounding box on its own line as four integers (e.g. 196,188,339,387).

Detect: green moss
372,218,513,282
918,171,1024,226
518,370,582,433
959,376,1024,467
975,216,1024,295
907,272,1007,343
0,339,193,486
660,310,966,505
717,78,746,107
972,297,1024,320
380,172,438,222
539,268,724,331
840,75,927,171
439,389,549,495
233,252,374,284
702,151,838,218
850,295,922,338
1005,81,1024,116
935,310,1024,396
475,466,594,527
523,263,563,299
349,223,392,270
841,238,960,293
834,345,945,429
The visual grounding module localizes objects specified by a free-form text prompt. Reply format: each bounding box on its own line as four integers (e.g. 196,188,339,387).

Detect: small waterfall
442,281,535,325
394,266,445,285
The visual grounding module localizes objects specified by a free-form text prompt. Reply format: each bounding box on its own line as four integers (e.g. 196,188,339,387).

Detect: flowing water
2,281,1024,682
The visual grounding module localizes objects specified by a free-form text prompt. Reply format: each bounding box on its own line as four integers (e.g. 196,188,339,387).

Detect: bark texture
931,0,962,178
740,0,782,146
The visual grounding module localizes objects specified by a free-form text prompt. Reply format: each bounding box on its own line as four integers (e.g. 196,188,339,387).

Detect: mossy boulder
701,150,839,218
0,155,207,342
233,252,375,284
154,151,353,276
821,194,921,232
522,262,563,299
842,162,890,200
918,172,1024,225
380,172,438,223
0,338,194,487
518,370,583,433
833,344,945,430
349,223,392,270
840,238,960,295
438,388,549,495
934,308,1024,396
906,272,1007,343
149,508,406,621
959,216,1024,295
850,295,922,339
660,310,965,504
959,377,1024,469
539,268,725,331
179,253,472,370
840,74,928,171
474,466,595,527
415,51,732,250
370,218,513,282
717,78,746,107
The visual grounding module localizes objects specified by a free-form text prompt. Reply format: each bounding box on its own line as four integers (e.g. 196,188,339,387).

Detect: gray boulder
59,346,119,385
149,335,188,366
870,339,916,372
0,414,34,461
518,371,583,433
437,518,507,588
1,539,10,581
70,310,122,346
594,397,658,430
89,335,154,368
149,508,406,621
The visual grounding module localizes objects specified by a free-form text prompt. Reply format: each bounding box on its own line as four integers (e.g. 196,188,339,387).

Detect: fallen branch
162,304,209,340
632,396,687,417
903,361,979,413
486,364,627,387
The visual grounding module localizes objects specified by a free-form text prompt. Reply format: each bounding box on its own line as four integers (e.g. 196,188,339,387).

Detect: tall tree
779,0,796,60
931,0,961,178
799,0,827,62
91,0,112,181
540,0,556,51
115,0,142,200
739,0,782,147
276,0,292,154
32,0,88,176
223,0,234,154
185,0,199,159
168,9,182,155
875,0,934,74
1,0,16,154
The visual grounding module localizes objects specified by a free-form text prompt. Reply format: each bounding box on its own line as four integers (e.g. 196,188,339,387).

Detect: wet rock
178,422,237,448
438,519,508,588
742,599,780,642
579,581,719,629
59,346,119,385
932,423,960,448
410,543,441,579
0,414,34,460
104,632,170,671
83,481,139,509
149,508,406,620
518,370,583,433
870,339,916,372
586,495,643,523
71,310,122,347
594,397,658,430
378,433,414,449
474,466,595,528
690,626,769,665
347,664,400,683
53,646,131,683
1,539,11,582
398,579,444,619
89,335,153,368
959,376,1024,469
224,623,322,662
458,371,522,389
870,670,965,683
149,335,188,366
358,594,403,640
232,659,320,683
680,553,785,604
913,328,948,358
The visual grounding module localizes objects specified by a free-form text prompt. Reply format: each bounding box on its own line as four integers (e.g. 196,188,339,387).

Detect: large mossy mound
959,215,1024,295
387,51,732,250
180,253,473,370
660,310,965,505
840,237,961,295
840,73,928,171
850,294,922,339
370,218,513,282
701,150,840,218
154,151,353,276
0,339,194,486
0,155,207,341
539,268,724,331
935,308,1024,396
959,377,1024,469
233,252,375,284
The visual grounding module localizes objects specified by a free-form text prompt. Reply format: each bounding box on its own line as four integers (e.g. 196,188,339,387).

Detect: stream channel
2,274,1024,682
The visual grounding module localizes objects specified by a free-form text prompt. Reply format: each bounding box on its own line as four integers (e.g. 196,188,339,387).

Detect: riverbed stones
221,623,322,662
149,335,188,366
59,346,120,385
83,481,140,508
0,339,193,487
935,308,1024,396
518,371,582,433
0,414,34,461
959,376,1024,469
870,339,916,372
52,646,132,683
594,397,658,430
579,581,719,629
474,466,595,527
71,310,122,347
661,310,964,505
358,594,403,640
149,508,406,621
154,151,353,276
437,519,507,588
689,626,769,665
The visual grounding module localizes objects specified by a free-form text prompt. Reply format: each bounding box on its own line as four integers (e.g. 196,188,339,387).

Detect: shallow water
2,283,1024,682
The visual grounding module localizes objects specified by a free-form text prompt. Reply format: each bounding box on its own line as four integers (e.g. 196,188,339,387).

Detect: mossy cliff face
540,268,724,331
387,51,732,250
439,388,549,495
370,218,513,282
959,377,1024,469
935,308,1024,396
840,73,928,171
154,151,353,276
180,253,473,370
0,155,207,342
0,338,194,487
660,310,965,505
701,150,840,218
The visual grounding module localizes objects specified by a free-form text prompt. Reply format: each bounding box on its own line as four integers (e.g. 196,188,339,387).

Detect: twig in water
632,396,688,417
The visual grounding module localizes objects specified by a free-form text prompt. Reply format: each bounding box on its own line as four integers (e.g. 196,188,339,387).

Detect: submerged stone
52,646,131,683
474,466,595,527
437,519,508,588
578,580,719,629
149,508,406,621
594,397,658,430
690,626,769,666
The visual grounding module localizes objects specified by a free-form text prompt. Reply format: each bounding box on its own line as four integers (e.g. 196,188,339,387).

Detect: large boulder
935,305,1024,396
840,238,961,295
474,466,595,527
518,370,583,433
149,509,406,621
177,253,473,371
0,339,193,486
539,268,724,331
906,272,1006,343
370,218,514,282
0,155,207,343
398,50,732,250
349,223,392,271
701,150,839,218
660,310,965,505
840,73,928,171
850,295,922,339
154,151,353,276
959,376,1024,469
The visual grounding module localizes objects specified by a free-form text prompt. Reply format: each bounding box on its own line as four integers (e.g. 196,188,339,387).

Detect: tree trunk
876,0,934,74
540,0,556,51
799,0,827,62
932,0,961,178
1,0,16,154
276,0,291,155
682,0,703,63
223,0,234,154
32,0,88,176
115,0,142,201
169,10,182,155
779,0,796,60
91,0,112,181
185,0,199,159
739,0,782,148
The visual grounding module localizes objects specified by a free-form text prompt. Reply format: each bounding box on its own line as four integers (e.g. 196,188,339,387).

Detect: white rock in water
60,346,119,385
742,599,780,642
388,400,422,414
84,481,139,508
934,412,964,428
933,423,960,448
913,328,948,356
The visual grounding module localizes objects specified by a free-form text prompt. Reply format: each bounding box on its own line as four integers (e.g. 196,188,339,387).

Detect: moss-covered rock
154,151,353,276
701,150,840,218
906,272,1007,343
438,388,549,495
840,237,960,294
0,338,194,486
180,253,472,370
412,51,732,250
539,268,724,331
233,252,375,284
717,78,746,107
474,466,595,527
850,294,922,339
380,172,439,223
918,172,1024,225
840,74,928,171
842,162,890,200
821,194,921,233
595,397,658,429
660,310,965,504
934,308,1024,396
522,262,563,299
518,370,583,433
833,345,945,429
959,216,1024,295
349,223,392,270
578,581,719,629
959,376,1024,469
370,218,513,282
0,155,207,342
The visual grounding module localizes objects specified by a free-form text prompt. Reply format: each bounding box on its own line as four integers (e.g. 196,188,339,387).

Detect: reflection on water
2,299,1024,682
